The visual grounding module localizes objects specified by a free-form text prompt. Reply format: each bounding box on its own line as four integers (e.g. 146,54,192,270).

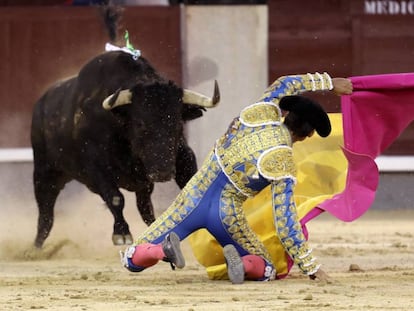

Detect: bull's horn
102,89,132,110
183,80,220,108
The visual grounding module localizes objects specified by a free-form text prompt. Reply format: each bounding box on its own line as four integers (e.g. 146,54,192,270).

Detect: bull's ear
182,104,205,121
102,88,132,110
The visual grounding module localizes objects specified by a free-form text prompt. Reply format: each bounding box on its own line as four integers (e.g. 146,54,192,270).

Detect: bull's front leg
98,185,133,245
135,182,156,226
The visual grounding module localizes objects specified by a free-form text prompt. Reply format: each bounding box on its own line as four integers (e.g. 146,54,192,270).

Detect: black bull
31,51,219,248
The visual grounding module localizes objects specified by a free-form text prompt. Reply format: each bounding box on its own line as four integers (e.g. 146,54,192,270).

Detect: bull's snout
147,168,176,182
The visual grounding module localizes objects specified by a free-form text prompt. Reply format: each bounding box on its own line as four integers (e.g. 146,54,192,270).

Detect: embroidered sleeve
257,72,333,105
239,102,282,126
257,146,296,181
271,178,321,275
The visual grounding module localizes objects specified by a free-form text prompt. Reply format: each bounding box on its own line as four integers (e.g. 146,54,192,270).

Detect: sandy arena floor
1,193,414,311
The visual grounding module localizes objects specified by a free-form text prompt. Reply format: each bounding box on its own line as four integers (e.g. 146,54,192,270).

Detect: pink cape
317,73,414,221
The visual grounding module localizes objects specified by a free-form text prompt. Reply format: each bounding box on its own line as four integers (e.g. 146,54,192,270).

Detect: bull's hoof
112,234,134,245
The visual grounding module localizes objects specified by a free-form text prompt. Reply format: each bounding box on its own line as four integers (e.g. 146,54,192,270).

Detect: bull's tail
99,1,123,43
30,97,47,154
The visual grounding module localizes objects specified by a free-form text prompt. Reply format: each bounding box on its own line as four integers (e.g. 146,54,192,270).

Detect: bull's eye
134,119,146,132
161,114,175,128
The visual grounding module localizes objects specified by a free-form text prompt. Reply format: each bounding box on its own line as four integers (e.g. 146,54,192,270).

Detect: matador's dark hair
283,112,315,138
280,95,331,138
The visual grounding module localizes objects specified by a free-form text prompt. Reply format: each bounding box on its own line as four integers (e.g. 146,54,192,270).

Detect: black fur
31,51,203,248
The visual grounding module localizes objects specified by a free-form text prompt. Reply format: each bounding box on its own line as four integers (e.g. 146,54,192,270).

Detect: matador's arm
271,177,321,276
257,72,334,104
257,145,321,276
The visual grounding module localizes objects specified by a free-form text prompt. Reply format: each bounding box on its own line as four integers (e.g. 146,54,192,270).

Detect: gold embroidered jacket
214,72,333,275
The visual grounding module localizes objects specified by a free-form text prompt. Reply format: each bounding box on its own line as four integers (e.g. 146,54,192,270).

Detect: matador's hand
309,268,332,282
332,77,353,96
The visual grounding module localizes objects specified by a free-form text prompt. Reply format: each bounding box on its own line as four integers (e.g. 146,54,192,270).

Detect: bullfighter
120,72,353,283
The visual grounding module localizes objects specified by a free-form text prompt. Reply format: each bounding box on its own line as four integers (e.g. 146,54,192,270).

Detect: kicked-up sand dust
1,188,414,311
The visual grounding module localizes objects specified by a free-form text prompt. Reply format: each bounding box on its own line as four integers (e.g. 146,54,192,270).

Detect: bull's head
102,80,220,182
103,80,220,110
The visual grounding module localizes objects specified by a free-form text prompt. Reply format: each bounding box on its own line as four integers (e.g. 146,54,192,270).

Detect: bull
31,50,219,248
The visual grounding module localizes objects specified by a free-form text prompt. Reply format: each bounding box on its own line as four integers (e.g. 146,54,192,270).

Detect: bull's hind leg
33,168,66,248
135,182,156,226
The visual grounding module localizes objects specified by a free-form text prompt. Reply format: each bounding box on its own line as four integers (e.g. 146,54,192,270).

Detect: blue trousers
135,149,273,265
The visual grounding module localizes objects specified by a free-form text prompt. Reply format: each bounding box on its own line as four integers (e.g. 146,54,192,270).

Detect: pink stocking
131,243,165,268
242,255,266,280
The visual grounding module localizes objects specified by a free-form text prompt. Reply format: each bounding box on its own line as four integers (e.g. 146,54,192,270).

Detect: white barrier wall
181,4,268,161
